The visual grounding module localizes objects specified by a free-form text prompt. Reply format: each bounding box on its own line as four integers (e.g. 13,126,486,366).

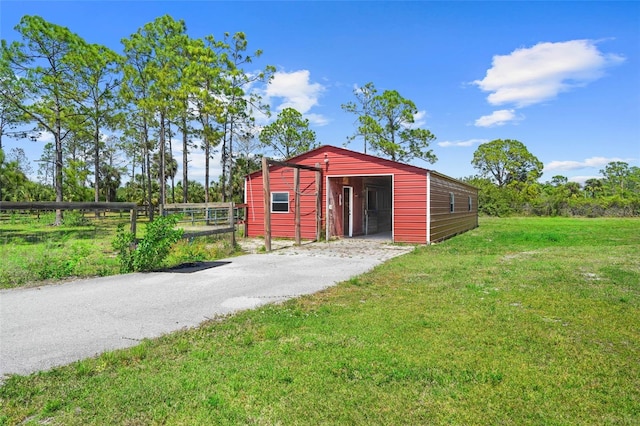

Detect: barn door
343,186,353,237
365,188,378,235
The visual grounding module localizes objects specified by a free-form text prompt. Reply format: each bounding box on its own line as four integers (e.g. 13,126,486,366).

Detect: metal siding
245,174,265,237
245,145,476,244
393,172,428,243
426,172,431,244
245,169,320,240
429,174,479,242
285,146,429,243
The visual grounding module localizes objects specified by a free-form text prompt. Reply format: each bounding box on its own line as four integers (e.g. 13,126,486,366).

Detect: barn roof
246,144,434,178
246,144,477,190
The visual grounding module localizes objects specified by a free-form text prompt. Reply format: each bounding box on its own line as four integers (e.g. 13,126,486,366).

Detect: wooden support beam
266,159,322,172
294,167,301,245
262,156,271,252
229,202,236,247
259,157,324,249
315,163,322,242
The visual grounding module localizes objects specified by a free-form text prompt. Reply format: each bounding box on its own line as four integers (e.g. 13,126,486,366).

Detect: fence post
229,202,236,247
130,208,137,237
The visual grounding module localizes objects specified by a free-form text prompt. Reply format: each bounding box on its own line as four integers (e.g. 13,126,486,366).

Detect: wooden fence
161,202,241,245
0,201,138,235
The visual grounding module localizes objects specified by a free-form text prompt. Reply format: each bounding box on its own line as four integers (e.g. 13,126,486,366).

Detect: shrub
113,215,184,273
112,225,136,273
63,211,90,227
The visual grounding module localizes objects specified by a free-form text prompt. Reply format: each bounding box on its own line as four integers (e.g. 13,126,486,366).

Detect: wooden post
130,208,137,238
294,167,301,246
229,202,236,247
315,163,322,242
244,204,248,238
262,157,271,252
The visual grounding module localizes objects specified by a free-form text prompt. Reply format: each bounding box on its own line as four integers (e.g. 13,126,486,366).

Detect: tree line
0,15,277,223
465,139,640,217
1,15,437,224
2,15,636,220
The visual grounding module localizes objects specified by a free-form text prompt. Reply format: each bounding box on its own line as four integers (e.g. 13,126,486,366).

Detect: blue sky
1,1,639,185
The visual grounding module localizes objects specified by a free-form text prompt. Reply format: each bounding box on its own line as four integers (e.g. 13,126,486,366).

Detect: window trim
468,195,473,212
449,192,455,213
271,192,290,213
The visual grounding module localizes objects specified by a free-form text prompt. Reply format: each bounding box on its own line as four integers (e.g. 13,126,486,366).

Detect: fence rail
161,202,242,244
0,201,138,235
0,201,136,210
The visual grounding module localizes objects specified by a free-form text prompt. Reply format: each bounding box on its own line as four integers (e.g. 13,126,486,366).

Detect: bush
112,225,136,273
113,215,184,273
63,211,90,227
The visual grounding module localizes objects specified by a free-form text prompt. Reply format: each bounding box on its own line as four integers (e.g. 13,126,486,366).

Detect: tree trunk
54,127,63,226
159,112,166,207
227,120,234,202
94,100,101,204
182,111,188,203
221,119,228,202
168,120,175,204
130,152,136,197
143,119,154,221
204,123,210,204
94,117,101,217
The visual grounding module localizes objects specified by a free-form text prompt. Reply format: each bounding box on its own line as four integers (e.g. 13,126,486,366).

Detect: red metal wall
245,166,320,240
394,173,428,244
245,145,432,243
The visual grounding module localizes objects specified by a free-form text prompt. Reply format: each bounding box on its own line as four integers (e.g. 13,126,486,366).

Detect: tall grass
0,214,239,288
1,217,638,424
0,216,119,287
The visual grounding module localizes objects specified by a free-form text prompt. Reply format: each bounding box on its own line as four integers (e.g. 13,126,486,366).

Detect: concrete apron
0,238,413,379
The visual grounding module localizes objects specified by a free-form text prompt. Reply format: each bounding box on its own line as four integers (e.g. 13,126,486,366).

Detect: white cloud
438,138,487,148
400,110,428,129
544,156,632,173
265,70,325,115
568,175,600,185
413,110,427,127
473,39,625,107
304,113,330,127
172,141,222,185
474,109,520,127
35,132,54,144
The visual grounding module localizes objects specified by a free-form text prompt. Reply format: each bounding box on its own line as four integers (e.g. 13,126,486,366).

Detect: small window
468,196,473,212
449,192,455,213
271,192,289,213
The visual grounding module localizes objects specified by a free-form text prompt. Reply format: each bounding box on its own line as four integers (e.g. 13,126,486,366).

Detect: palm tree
584,178,604,199
151,152,179,203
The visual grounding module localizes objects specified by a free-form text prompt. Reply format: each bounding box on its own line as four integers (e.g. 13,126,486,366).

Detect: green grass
0,213,239,289
1,217,638,424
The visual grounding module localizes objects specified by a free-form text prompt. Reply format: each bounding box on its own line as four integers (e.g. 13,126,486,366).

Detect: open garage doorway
327,175,392,240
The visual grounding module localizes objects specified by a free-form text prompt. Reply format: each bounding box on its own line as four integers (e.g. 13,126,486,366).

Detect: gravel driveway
1,236,413,379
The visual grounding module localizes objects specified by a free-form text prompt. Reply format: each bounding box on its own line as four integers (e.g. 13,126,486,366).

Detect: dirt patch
238,237,414,261
237,237,299,253
501,251,540,261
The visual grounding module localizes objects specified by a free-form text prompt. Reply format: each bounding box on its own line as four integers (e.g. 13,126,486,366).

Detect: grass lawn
1,217,638,424
0,212,238,289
